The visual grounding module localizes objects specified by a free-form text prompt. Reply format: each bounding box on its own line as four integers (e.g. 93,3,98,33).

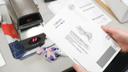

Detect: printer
4,0,43,31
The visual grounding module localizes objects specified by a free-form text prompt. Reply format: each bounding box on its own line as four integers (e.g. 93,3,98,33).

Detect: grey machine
5,0,43,30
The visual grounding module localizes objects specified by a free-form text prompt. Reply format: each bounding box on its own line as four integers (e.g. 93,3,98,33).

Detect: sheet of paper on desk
0,53,6,67
48,0,111,26
70,0,111,25
44,7,120,72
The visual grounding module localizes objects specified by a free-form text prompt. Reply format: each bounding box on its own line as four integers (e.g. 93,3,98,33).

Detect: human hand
73,64,87,72
102,26,128,53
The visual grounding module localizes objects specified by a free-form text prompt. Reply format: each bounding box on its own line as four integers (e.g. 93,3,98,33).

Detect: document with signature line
44,3,120,72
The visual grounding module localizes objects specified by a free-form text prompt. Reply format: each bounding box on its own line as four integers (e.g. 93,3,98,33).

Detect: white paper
0,53,6,67
70,0,112,25
44,7,120,72
48,0,69,14
0,0,5,5
48,0,111,25
122,0,128,6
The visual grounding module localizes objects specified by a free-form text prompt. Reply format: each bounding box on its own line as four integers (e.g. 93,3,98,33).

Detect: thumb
102,26,128,39
73,64,87,72
102,26,118,36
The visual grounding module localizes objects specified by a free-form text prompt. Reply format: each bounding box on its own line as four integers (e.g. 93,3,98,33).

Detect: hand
73,64,87,72
102,26,128,52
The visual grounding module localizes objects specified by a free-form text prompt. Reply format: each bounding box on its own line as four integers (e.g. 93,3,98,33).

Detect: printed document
44,1,120,72
48,0,111,25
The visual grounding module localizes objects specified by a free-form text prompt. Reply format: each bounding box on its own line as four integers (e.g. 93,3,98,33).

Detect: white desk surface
0,0,128,72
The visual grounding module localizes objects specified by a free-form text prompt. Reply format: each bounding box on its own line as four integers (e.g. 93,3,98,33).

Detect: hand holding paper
44,0,120,71
102,26,128,52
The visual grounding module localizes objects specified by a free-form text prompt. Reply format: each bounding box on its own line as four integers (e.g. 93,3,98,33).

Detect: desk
0,1,73,72
0,0,128,72
0,32,73,72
